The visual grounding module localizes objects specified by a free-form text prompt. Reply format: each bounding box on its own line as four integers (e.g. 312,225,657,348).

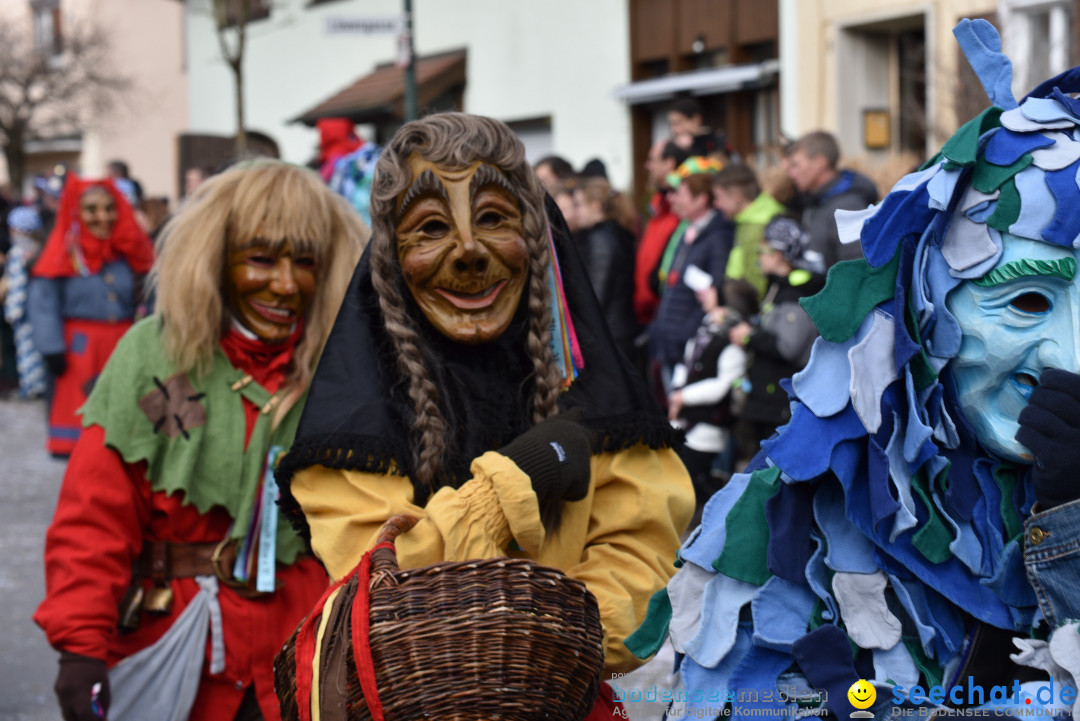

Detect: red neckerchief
218,321,304,395
32,176,153,279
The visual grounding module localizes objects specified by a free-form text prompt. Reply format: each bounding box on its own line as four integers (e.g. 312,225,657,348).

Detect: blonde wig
151,159,368,422
368,112,562,490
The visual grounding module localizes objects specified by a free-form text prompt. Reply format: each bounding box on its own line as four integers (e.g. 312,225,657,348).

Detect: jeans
1024,498,1080,628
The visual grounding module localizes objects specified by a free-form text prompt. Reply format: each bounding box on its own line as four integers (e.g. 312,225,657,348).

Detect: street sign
324,15,402,36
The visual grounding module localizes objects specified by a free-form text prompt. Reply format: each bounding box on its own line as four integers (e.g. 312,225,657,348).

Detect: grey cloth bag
107,575,225,721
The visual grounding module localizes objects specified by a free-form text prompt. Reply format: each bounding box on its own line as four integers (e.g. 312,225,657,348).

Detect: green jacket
727,193,786,296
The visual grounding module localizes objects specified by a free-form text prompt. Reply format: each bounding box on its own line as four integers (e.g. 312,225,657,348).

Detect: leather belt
137,539,275,599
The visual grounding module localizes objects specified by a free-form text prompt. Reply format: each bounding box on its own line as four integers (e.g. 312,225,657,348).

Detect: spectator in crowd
668,97,730,160
34,174,63,238
634,139,689,326
533,154,574,191
549,180,579,236
649,156,730,393
106,160,144,205
728,215,824,460
785,130,878,268
28,177,153,457
579,158,608,180
314,117,363,183
327,140,383,227
2,206,46,399
183,166,212,199
572,176,641,364
668,278,759,520
711,163,789,296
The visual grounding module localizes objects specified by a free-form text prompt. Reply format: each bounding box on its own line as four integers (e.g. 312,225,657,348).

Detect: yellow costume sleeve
290,451,542,580
290,444,693,675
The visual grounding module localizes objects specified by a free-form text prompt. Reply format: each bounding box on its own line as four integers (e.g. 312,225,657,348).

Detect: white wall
185,0,634,188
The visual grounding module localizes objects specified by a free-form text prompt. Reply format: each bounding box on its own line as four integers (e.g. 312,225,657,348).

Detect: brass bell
143,583,175,614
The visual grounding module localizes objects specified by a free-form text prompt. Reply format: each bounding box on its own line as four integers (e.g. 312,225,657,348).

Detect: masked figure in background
275,112,694,720
29,177,154,457
34,160,367,721
628,20,1080,719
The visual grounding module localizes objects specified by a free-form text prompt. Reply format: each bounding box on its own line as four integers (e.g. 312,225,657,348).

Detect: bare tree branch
0,13,129,190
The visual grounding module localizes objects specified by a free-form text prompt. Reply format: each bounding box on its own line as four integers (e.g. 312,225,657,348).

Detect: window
1001,0,1071,95
31,0,62,58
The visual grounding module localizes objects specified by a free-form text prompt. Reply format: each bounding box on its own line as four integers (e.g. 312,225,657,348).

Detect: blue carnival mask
946,233,1080,462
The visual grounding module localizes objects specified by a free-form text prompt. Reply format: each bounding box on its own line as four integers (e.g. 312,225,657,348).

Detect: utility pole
402,0,417,121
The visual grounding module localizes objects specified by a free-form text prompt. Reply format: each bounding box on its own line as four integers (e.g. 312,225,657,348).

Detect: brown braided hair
368,113,561,492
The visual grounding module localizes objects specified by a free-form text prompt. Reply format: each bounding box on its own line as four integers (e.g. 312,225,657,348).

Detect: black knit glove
499,409,593,528
44,353,67,377
1016,368,1080,509
55,651,109,721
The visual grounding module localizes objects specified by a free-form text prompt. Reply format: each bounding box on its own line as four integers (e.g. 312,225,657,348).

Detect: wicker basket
276,515,605,721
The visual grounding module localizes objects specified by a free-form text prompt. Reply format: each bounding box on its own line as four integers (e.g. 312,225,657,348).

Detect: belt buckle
210,538,248,589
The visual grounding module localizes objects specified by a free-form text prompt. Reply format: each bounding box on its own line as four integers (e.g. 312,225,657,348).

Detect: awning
293,48,467,126
613,59,779,105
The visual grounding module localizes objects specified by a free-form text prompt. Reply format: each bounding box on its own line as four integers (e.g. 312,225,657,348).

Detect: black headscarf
277,197,679,541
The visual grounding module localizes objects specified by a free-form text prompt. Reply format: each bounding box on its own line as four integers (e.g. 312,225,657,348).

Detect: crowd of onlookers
0,104,882,499
536,97,881,519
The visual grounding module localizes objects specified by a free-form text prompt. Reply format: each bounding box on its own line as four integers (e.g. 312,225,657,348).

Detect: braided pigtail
370,242,448,492
523,223,561,424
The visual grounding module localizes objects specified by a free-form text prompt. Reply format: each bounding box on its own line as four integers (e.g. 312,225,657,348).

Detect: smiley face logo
847,679,876,710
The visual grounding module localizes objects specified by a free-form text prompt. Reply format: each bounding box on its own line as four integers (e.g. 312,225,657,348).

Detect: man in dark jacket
785,131,878,269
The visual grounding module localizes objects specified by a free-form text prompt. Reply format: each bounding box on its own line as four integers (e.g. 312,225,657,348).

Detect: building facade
0,0,186,199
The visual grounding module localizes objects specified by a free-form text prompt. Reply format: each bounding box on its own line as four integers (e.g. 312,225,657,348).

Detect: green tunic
80,317,307,563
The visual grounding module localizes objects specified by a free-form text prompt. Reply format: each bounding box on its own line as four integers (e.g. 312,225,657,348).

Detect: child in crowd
728,215,824,460
668,279,759,519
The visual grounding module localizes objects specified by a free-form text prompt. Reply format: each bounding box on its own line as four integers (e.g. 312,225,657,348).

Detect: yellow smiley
847,679,876,710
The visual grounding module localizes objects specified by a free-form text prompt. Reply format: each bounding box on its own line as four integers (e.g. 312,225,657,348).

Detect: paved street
0,396,63,721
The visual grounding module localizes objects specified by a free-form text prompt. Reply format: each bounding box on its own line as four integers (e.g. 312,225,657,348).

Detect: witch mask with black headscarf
277,112,678,535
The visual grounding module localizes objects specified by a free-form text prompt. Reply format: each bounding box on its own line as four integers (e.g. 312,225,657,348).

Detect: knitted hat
666,155,723,189
762,216,808,262
762,215,825,273
7,206,42,235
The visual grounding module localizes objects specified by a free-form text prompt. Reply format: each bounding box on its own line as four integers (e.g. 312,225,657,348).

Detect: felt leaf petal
835,206,877,246
1000,106,1074,132
792,336,854,418
847,310,898,434
1029,131,1080,170
1009,164,1056,241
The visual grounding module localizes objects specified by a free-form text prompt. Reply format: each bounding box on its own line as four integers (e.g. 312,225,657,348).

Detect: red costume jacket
34,332,328,721
633,192,681,325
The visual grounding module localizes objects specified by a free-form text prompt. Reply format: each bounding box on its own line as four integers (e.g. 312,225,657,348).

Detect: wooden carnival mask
225,237,318,344
394,153,530,344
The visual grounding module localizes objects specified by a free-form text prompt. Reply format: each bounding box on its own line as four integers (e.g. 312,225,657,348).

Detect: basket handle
369,514,418,580
375,514,419,545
